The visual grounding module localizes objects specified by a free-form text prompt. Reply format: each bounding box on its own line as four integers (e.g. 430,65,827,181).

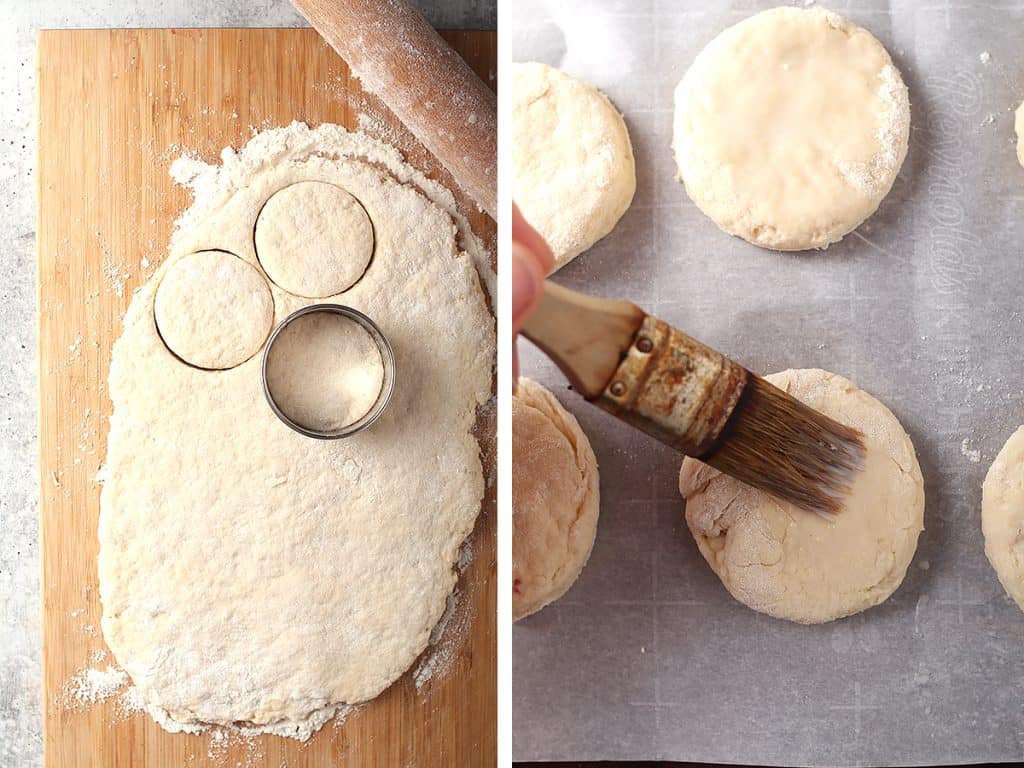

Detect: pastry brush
520,282,865,516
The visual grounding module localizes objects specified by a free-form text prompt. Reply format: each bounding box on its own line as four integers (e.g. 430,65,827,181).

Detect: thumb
512,243,546,335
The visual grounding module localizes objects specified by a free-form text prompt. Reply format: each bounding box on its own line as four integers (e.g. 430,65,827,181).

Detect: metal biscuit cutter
261,304,396,439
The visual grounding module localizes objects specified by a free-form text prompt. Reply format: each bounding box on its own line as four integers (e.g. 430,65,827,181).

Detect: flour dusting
413,587,467,691
62,665,128,708
837,65,909,194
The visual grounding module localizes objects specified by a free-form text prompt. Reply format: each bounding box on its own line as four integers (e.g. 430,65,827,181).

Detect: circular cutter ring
261,304,396,440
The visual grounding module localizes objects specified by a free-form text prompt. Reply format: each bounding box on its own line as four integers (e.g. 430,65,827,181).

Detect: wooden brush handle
291,0,497,219
521,282,644,398
521,282,747,458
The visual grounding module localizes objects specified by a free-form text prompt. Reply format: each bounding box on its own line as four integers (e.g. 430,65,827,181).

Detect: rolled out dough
154,249,274,370
679,369,924,624
512,378,599,620
511,62,636,272
982,426,1024,611
254,180,374,298
99,123,494,739
672,6,910,251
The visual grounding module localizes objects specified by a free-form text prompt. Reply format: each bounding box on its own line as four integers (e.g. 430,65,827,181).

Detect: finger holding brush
512,205,554,383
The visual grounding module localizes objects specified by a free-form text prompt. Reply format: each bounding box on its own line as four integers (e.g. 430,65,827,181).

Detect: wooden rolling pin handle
291,0,497,219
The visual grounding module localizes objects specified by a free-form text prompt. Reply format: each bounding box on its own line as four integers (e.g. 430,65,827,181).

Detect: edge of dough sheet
98,121,496,741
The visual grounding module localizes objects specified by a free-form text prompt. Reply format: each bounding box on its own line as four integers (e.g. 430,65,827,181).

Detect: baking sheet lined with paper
38,27,495,768
512,1,1024,764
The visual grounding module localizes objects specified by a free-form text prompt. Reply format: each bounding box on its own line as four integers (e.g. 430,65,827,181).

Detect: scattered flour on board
61,666,128,708
102,257,131,298
979,51,991,64
475,396,498,491
356,110,413,157
332,703,359,729
117,685,146,718
205,726,265,768
413,588,465,691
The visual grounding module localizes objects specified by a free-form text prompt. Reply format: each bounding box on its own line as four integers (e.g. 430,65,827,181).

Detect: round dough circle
511,62,636,272
679,369,924,624
672,7,910,251
513,378,600,620
255,181,374,297
982,426,1024,611
155,249,274,370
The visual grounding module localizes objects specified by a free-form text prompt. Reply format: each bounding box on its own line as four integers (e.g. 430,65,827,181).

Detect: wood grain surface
37,28,495,768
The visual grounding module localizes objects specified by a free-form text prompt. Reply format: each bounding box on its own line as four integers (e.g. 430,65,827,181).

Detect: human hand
512,204,554,382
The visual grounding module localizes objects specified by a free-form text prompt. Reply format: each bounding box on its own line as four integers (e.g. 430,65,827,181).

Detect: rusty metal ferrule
592,315,748,458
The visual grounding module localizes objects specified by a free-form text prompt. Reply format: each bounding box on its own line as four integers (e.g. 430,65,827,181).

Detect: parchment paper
511,1,1024,764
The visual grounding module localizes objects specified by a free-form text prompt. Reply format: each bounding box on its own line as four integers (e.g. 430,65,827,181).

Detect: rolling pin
291,0,497,219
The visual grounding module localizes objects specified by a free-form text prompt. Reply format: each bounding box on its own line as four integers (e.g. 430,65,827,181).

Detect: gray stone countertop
0,1,495,765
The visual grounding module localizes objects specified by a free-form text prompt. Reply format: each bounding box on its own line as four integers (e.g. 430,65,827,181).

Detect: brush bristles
704,374,865,517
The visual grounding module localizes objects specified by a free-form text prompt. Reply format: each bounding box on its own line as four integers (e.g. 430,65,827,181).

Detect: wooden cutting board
37,28,495,768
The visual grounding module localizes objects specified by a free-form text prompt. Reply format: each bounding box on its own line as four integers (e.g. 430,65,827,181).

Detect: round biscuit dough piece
255,181,374,298
982,426,1024,611
154,249,274,370
679,369,924,624
672,6,910,251
511,62,636,272
513,378,600,620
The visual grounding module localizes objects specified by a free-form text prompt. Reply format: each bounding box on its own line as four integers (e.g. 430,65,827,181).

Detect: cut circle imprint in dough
154,249,274,370
511,62,636,272
672,6,910,251
255,180,374,298
679,368,924,624
512,378,600,620
982,426,1024,611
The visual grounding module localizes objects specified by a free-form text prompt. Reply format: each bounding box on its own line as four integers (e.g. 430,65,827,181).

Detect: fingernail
512,250,538,320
